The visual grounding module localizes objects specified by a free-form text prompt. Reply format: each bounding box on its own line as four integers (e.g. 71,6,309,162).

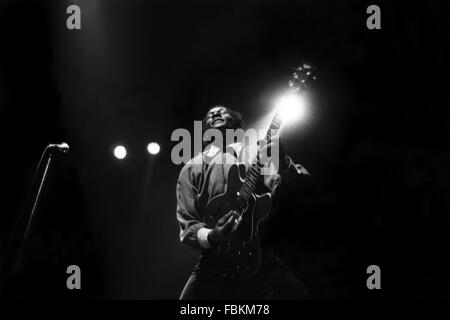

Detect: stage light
113,145,127,159
275,92,307,125
147,142,160,155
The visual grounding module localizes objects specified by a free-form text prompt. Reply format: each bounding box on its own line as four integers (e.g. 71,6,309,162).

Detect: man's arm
176,161,242,250
176,162,212,250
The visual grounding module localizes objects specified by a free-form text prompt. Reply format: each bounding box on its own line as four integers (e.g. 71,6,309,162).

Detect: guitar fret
249,169,258,180
248,171,258,183
256,159,263,168
241,189,251,201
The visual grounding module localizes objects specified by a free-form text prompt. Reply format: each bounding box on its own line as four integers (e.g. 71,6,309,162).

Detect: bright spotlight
147,142,160,155
275,92,307,125
114,145,127,159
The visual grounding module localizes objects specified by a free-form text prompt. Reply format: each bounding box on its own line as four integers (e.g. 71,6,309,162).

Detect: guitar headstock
270,63,317,129
288,63,317,92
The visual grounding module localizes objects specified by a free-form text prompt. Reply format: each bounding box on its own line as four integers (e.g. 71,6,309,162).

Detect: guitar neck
237,112,282,204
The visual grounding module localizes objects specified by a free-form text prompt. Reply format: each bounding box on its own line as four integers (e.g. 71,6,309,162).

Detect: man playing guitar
176,105,308,299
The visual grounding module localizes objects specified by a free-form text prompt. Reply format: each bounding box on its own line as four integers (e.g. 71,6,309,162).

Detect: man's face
204,106,233,130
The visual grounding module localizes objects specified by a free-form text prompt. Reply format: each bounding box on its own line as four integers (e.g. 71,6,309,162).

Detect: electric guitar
203,64,316,279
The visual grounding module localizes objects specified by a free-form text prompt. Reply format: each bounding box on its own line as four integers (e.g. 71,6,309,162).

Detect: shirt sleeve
176,161,210,250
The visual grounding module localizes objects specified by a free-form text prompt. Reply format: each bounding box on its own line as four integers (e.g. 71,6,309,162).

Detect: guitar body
204,164,271,279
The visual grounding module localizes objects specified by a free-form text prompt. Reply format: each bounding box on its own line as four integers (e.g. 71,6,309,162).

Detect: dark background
0,0,448,299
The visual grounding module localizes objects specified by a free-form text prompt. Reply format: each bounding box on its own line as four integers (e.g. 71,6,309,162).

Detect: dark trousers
180,250,308,300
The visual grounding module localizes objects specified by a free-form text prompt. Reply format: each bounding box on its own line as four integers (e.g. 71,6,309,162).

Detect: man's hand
208,210,242,247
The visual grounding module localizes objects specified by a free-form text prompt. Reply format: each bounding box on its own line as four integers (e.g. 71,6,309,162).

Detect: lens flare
147,142,160,155
113,145,127,159
275,93,307,125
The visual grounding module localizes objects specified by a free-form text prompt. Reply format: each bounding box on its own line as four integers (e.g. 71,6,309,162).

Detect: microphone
48,142,70,154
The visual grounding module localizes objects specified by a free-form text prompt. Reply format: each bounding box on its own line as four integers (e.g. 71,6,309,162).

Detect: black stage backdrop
0,0,449,299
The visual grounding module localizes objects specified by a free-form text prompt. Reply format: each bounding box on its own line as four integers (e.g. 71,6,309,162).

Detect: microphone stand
23,149,53,242
1,145,59,285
